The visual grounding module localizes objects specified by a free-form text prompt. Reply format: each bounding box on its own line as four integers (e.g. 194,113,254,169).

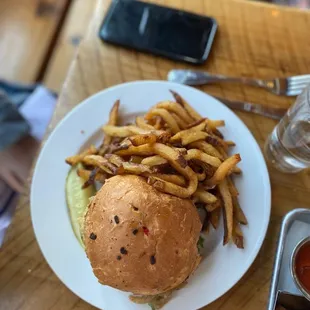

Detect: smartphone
99,0,217,64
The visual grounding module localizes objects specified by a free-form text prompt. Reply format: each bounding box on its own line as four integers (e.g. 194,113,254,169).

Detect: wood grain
1,0,310,309
43,0,97,92
0,0,70,83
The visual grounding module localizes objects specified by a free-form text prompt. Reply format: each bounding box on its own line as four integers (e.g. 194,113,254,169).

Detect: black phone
99,0,217,64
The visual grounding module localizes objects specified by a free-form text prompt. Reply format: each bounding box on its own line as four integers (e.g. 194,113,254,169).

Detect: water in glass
265,84,310,173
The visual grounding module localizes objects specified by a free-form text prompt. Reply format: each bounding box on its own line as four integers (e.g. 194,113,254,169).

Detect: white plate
31,81,271,310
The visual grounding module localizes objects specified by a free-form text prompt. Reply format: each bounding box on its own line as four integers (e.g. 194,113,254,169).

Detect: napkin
0,86,57,246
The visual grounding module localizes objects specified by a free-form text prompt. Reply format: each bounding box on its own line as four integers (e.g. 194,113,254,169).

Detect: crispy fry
148,176,191,198
233,218,244,249
171,121,207,142
185,118,207,129
185,149,221,167
202,163,216,178
189,141,223,159
103,100,120,146
104,154,124,167
170,90,201,121
109,138,132,153
212,128,224,139
152,163,173,173
129,156,143,164
183,132,209,145
65,145,97,166
219,179,233,244
232,166,242,174
189,161,207,181
102,125,167,138
205,134,229,152
156,101,193,123
204,154,241,188
81,168,105,188
153,116,163,130
172,113,188,129
145,108,180,134
102,125,145,137
205,199,221,212
227,177,239,196
226,140,236,147
129,134,157,146
115,144,154,157
209,207,221,229
77,168,106,184
193,187,217,204
141,155,167,166
135,116,155,130
206,119,225,129
122,162,153,175
83,155,118,174
151,173,186,187
217,146,228,160
149,143,198,198
233,196,248,225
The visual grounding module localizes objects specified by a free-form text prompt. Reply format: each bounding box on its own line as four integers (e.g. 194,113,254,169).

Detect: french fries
135,116,154,130
219,179,233,245
185,149,221,167
102,100,120,147
149,143,198,198
170,90,201,121
193,187,217,204
66,91,245,248
172,113,188,129
209,207,221,229
65,145,97,166
204,154,241,189
233,195,248,225
102,125,167,138
145,108,180,134
77,168,106,185
141,155,167,166
189,141,223,159
82,155,118,174
156,101,193,124
122,162,153,175
233,218,244,249
129,134,157,146
151,173,186,187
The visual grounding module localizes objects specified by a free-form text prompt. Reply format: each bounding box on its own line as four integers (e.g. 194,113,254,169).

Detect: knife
214,96,286,120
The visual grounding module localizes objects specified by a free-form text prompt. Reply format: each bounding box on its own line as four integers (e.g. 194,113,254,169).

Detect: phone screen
99,0,217,64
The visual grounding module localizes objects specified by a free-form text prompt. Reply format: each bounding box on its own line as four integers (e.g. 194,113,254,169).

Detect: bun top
84,175,202,295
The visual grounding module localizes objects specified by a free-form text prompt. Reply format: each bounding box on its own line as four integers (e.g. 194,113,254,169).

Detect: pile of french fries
66,90,247,248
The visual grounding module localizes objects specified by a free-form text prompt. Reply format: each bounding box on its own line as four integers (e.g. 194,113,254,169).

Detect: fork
167,69,310,96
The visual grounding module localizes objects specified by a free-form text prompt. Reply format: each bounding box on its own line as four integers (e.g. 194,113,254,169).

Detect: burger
83,175,202,298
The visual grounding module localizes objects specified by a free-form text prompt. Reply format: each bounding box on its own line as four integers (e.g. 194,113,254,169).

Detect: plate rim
30,80,271,310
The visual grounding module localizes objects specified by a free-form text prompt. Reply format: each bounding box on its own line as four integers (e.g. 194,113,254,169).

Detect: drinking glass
264,84,310,173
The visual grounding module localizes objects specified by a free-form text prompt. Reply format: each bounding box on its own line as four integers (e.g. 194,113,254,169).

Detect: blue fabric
0,80,36,151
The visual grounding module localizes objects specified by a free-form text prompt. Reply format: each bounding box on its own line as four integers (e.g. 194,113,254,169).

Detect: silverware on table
215,96,286,120
168,69,310,96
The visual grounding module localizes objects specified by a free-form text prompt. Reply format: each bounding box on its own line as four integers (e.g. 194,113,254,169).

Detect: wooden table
1,0,310,309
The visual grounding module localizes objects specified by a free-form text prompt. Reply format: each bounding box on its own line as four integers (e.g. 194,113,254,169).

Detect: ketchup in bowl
292,237,310,301
295,242,310,292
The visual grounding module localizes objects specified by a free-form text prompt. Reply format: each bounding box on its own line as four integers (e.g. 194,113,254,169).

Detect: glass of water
264,84,310,173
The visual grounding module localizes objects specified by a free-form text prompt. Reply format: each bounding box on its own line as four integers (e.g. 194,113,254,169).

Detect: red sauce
295,242,310,293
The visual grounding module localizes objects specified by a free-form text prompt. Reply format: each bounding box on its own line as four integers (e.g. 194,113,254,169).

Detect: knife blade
215,96,287,120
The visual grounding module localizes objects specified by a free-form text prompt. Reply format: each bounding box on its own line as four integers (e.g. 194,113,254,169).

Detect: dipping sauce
294,241,310,293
